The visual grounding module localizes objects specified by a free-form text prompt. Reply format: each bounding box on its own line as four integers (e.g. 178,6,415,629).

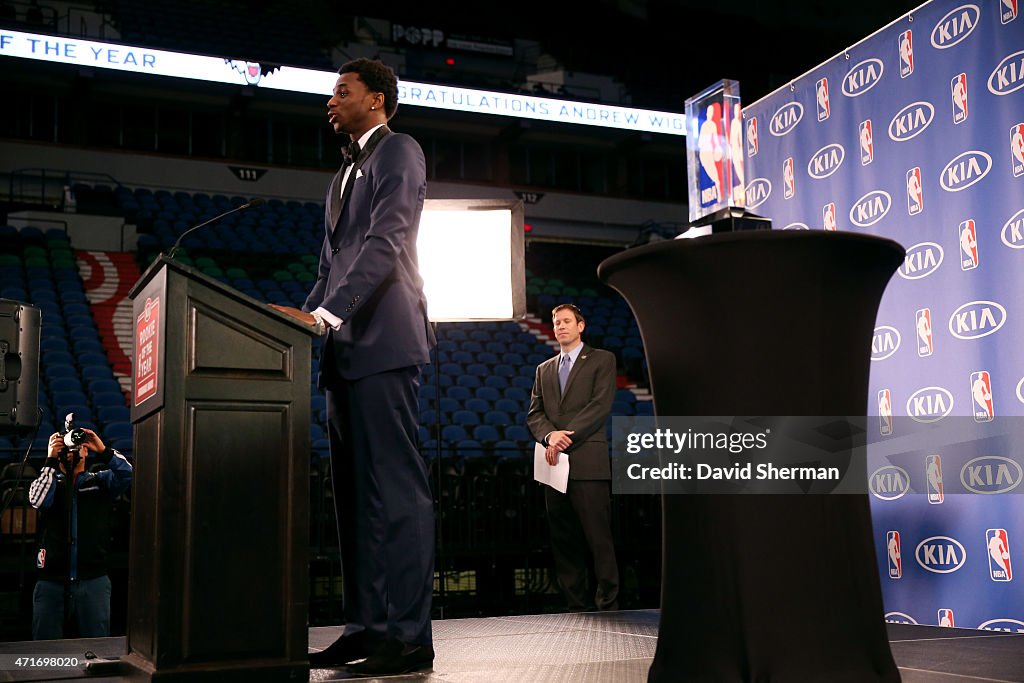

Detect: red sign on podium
134,296,160,406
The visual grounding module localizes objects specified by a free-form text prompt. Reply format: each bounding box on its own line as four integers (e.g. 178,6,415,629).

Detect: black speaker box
0,299,41,435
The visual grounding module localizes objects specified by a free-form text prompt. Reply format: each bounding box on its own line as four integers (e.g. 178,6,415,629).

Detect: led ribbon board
1,29,686,135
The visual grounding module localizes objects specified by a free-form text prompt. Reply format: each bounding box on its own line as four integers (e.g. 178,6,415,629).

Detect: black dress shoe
346,642,434,675
308,631,382,668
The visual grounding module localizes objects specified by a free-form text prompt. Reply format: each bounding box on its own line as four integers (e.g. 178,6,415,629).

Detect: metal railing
0,0,58,31
8,168,122,208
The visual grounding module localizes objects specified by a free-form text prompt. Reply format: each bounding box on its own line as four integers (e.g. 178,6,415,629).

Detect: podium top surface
129,254,318,337
596,230,906,283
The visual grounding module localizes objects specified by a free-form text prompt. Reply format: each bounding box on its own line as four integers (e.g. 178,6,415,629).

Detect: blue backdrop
743,0,1023,632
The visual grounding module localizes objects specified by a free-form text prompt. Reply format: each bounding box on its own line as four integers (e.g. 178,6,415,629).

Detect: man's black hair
339,58,399,119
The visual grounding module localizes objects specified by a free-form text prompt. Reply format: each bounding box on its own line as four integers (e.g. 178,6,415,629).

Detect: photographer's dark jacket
27,448,133,581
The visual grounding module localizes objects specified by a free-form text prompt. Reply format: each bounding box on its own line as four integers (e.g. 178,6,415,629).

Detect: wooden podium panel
125,256,314,681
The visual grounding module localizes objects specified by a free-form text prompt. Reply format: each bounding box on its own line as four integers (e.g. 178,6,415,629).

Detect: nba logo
746,117,758,157
926,454,944,504
886,531,902,579
783,157,795,199
916,308,933,357
951,73,968,124
959,219,978,270
986,529,1013,581
1002,0,1019,24
1011,124,1024,177
899,30,914,78
816,78,830,121
971,370,994,422
878,389,893,435
823,202,837,231
906,167,923,215
938,609,955,628
859,119,874,166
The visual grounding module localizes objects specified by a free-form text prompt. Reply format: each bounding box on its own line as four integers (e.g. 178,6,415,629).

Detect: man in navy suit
528,304,619,612
270,58,436,675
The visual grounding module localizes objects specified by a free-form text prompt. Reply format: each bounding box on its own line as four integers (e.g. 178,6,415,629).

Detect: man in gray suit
270,58,435,675
528,303,619,611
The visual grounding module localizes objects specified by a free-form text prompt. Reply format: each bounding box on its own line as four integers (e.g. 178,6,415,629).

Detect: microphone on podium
166,198,266,260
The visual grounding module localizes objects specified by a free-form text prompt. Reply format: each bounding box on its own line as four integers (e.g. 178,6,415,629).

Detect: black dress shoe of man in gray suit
346,639,435,675
308,630,387,668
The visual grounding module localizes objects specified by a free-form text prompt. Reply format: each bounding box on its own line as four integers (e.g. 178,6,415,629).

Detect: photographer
27,424,133,640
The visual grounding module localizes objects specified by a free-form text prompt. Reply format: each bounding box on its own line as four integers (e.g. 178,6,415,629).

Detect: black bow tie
340,140,361,166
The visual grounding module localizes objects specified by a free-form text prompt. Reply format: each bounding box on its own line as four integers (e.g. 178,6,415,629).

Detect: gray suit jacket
303,130,435,382
527,345,617,480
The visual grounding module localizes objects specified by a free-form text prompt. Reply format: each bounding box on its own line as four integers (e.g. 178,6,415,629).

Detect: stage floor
2,610,1022,682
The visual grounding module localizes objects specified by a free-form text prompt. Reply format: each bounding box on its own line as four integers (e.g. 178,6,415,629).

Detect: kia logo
745,178,772,208
906,386,954,423
769,102,804,136
931,4,980,49
871,325,901,361
988,50,1024,96
948,300,1006,340
1002,208,1024,249
960,456,1023,494
898,242,943,280
842,58,884,97
888,102,935,141
886,612,919,625
870,465,911,500
849,190,892,227
940,150,992,192
807,143,845,179
979,619,1024,633
915,536,967,573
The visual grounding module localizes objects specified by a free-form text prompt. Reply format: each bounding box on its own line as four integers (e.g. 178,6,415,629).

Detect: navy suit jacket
303,131,435,382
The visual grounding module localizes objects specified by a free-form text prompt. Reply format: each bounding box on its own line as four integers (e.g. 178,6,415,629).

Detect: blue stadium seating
452,410,481,427
455,439,486,458
475,387,501,402
441,425,469,443
446,386,471,401
455,375,482,389
483,410,513,427
465,398,489,414
483,375,510,389
504,425,532,444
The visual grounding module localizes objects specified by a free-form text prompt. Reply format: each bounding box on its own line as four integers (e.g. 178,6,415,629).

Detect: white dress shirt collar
560,341,584,367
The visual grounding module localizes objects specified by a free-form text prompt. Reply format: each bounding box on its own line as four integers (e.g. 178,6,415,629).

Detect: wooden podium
124,256,315,681
598,231,905,683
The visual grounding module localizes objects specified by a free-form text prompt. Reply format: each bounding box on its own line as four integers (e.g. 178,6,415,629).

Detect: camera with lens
60,412,88,450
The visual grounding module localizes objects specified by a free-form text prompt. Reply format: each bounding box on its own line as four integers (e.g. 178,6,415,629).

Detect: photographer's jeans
32,575,111,640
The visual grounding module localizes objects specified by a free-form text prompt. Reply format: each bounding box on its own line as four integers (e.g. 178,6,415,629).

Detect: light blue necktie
559,354,571,392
